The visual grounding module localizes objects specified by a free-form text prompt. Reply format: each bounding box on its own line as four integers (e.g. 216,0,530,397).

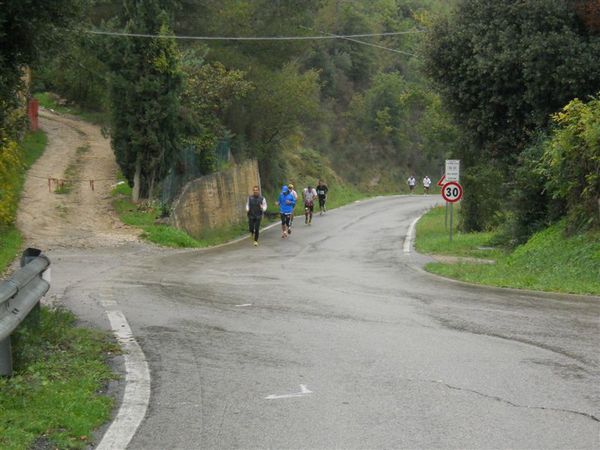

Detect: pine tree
108,0,182,201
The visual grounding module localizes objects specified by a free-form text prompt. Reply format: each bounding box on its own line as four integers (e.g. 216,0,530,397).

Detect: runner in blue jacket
277,185,296,238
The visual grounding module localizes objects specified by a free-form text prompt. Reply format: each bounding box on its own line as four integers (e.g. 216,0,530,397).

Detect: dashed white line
96,310,151,450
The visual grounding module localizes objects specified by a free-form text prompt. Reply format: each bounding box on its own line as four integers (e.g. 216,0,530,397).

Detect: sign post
437,174,449,229
441,182,463,241
442,160,461,242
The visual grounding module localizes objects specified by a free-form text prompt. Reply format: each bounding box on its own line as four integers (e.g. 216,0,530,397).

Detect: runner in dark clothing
246,185,267,246
316,179,329,215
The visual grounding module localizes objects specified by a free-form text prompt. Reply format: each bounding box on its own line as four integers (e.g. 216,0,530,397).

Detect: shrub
0,138,22,225
459,164,506,232
508,135,565,244
540,95,600,233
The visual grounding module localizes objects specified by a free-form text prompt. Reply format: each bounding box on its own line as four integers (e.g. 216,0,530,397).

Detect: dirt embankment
16,109,139,250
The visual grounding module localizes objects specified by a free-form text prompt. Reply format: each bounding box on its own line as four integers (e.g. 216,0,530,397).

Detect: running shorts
280,213,292,227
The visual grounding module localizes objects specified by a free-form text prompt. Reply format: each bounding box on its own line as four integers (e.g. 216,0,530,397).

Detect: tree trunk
148,167,156,200
132,154,142,203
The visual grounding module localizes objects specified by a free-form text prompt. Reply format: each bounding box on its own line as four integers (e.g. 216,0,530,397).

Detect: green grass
0,226,23,274
33,92,108,126
0,307,118,449
112,181,249,248
415,205,503,259
0,131,47,274
416,206,600,295
325,183,371,210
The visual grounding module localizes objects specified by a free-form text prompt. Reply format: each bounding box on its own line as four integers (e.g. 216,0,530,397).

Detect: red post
28,99,39,131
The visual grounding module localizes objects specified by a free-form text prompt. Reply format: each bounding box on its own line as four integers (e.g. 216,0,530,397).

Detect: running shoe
254,241,258,246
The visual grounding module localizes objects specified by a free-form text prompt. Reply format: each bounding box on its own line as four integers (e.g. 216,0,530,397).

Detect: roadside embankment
415,205,600,296
0,307,117,449
0,131,47,274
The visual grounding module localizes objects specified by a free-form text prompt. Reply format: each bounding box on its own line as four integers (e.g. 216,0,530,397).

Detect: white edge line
403,216,421,254
96,310,151,450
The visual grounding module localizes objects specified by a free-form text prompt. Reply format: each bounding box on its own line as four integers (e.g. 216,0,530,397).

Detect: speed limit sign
442,181,463,203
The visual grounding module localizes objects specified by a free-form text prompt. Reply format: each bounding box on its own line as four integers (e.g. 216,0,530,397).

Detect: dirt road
16,109,139,250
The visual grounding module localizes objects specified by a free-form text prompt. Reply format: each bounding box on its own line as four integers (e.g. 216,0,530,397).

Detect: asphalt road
47,195,599,449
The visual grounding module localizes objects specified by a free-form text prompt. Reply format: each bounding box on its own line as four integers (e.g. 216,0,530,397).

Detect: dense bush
507,136,562,245
459,164,506,232
0,138,22,225
540,95,600,233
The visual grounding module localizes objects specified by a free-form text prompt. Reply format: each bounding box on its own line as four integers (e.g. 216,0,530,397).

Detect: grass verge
0,307,118,450
415,205,503,260
416,206,600,295
112,181,248,248
0,131,47,273
33,92,108,126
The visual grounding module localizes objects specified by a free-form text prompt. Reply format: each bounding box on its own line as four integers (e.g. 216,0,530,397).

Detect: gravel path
16,109,139,251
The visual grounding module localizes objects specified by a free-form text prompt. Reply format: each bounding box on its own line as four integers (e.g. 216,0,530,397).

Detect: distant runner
316,179,328,215
302,185,318,225
407,175,416,194
287,183,298,234
246,185,267,246
422,175,431,194
277,185,296,238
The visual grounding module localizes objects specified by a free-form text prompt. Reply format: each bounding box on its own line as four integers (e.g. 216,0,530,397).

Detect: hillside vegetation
416,206,600,295
33,0,456,201
416,0,599,295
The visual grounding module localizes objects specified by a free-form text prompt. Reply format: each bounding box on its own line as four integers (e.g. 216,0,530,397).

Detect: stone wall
169,160,260,239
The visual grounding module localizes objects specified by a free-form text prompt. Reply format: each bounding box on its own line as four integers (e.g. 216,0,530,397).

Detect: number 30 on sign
442,181,463,203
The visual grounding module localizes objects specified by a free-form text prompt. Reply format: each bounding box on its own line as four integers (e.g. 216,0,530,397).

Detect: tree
108,0,182,202
0,0,82,135
228,62,321,186
180,52,253,174
423,0,600,230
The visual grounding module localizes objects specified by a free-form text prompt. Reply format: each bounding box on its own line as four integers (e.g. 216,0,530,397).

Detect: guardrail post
21,248,42,328
0,248,50,377
0,337,12,376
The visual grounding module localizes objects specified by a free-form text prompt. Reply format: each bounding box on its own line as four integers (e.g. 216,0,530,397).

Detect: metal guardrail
0,248,50,376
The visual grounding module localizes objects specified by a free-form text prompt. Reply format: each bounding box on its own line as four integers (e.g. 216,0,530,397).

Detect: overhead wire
315,30,419,58
85,29,425,41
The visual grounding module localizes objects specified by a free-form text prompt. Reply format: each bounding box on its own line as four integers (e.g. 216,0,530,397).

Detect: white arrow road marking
403,216,420,255
265,384,313,400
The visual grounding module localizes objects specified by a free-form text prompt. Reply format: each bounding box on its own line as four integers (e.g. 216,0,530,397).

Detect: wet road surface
47,195,600,449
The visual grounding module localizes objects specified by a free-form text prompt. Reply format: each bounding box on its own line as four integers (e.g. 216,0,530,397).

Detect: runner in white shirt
407,175,416,194
422,176,431,194
302,185,318,225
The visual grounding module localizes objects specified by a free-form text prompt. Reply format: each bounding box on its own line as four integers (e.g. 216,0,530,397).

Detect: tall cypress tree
108,0,182,201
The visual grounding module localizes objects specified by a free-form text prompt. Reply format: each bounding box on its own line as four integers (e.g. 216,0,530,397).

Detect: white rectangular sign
445,159,460,182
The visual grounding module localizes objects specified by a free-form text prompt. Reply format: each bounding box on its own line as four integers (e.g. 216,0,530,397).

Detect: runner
316,179,328,215
422,175,431,194
287,183,298,234
407,175,416,194
245,185,267,246
302,184,318,225
276,185,296,238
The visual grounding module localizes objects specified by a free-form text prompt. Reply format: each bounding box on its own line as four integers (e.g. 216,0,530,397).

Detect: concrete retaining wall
170,160,260,239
